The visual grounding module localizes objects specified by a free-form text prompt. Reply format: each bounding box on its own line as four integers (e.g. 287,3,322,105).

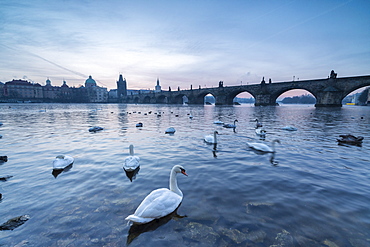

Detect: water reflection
124,166,140,182
52,163,73,178
247,147,279,166
126,208,186,245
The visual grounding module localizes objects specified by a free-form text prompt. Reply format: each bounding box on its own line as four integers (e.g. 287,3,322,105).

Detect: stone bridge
121,74,370,107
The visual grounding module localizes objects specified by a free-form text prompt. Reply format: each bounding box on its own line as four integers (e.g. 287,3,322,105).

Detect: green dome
85,75,96,87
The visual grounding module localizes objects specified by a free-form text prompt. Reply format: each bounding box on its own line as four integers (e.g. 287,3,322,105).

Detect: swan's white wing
247,143,272,152
134,188,182,219
124,156,140,170
204,135,214,143
53,156,74,169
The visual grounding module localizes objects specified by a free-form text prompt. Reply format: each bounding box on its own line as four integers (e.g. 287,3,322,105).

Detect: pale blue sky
0,0,369,93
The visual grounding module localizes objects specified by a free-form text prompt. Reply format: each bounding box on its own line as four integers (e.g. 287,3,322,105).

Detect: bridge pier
254,94,276,106
314,90,344,107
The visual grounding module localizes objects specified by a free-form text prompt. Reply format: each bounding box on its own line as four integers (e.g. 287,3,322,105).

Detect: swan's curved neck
129,145,134,156
169,169,182,197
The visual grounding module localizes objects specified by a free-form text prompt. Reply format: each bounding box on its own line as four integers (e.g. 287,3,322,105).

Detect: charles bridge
121,72,370,107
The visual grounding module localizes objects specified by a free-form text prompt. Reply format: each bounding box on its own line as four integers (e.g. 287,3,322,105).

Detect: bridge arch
191,91,215,104
341,85,370,104
156,95,168,104
275,89,316,104
143,96,151,103
227,89,256,105
272,88,317,104
172,94,187,104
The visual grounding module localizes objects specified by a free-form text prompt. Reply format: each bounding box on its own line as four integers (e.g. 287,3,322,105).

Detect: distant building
155,78,161,92
0,82,4,98
116,74,127,98
84,75,108,103
43,78,60,101
3,79,43,100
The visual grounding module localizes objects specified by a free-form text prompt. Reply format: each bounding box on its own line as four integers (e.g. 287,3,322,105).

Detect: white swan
204,131,219,144
213,120,224,125
53,155,74,170
125,165,188,224
255,128,266,138
123,144,140,171
247,139,280,153
282,126,297,131
165,127,176,134
223,119,238,128
255,119,263,128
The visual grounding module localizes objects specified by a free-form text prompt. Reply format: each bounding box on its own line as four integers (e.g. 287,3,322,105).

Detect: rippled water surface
0,103,369,246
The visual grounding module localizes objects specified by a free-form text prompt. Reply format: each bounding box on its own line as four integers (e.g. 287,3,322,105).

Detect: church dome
85,75,96,87
46,78,51,86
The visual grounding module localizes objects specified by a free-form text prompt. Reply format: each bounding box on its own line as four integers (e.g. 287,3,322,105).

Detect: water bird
281,126,297,131
165,127,176,134
89,126,104,132
337,134,363,146
125,165,188,224
255,119,263,128
223,119,238,128
255,128,266,138
136,122,143,127
53,155,74,170
247,139,280,153
123,144,140,172
213,120,224,125
204,131,219,144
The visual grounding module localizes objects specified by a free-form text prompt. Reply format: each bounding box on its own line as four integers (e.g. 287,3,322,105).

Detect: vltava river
0,103,369,246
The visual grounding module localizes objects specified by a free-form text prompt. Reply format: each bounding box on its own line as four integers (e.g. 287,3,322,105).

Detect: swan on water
89,126,104,132
223,119,238,128
255,128,266,138
165,127,176,134
247,139,280,153
204,131,219,144
123,144,140,172
282,126,297,131
125,165,188,224
53,155,74,170
213,120,224,125
255,119,263,128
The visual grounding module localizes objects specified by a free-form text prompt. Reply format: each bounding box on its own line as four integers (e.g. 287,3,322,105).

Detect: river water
0,103,369,247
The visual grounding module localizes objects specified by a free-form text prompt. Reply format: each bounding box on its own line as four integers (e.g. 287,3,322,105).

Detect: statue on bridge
330,70,337,79
218,81,224,87
261,77,266,85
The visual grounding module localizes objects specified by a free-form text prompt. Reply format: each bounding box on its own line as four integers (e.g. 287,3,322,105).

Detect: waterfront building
155,78,161,92
117,74,127,98
0,82,4,98
3,79,43,101
43,78,60,101
84,75,108,103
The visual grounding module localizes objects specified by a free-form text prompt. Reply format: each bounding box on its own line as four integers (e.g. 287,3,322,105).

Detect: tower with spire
117,74,127,98
155,78,161,92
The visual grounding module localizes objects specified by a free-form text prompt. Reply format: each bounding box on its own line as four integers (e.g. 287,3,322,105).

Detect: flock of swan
205,118,286,153
50,115,296,225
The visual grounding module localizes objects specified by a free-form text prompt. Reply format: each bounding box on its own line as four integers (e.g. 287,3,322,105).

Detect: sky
1,0,369,96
